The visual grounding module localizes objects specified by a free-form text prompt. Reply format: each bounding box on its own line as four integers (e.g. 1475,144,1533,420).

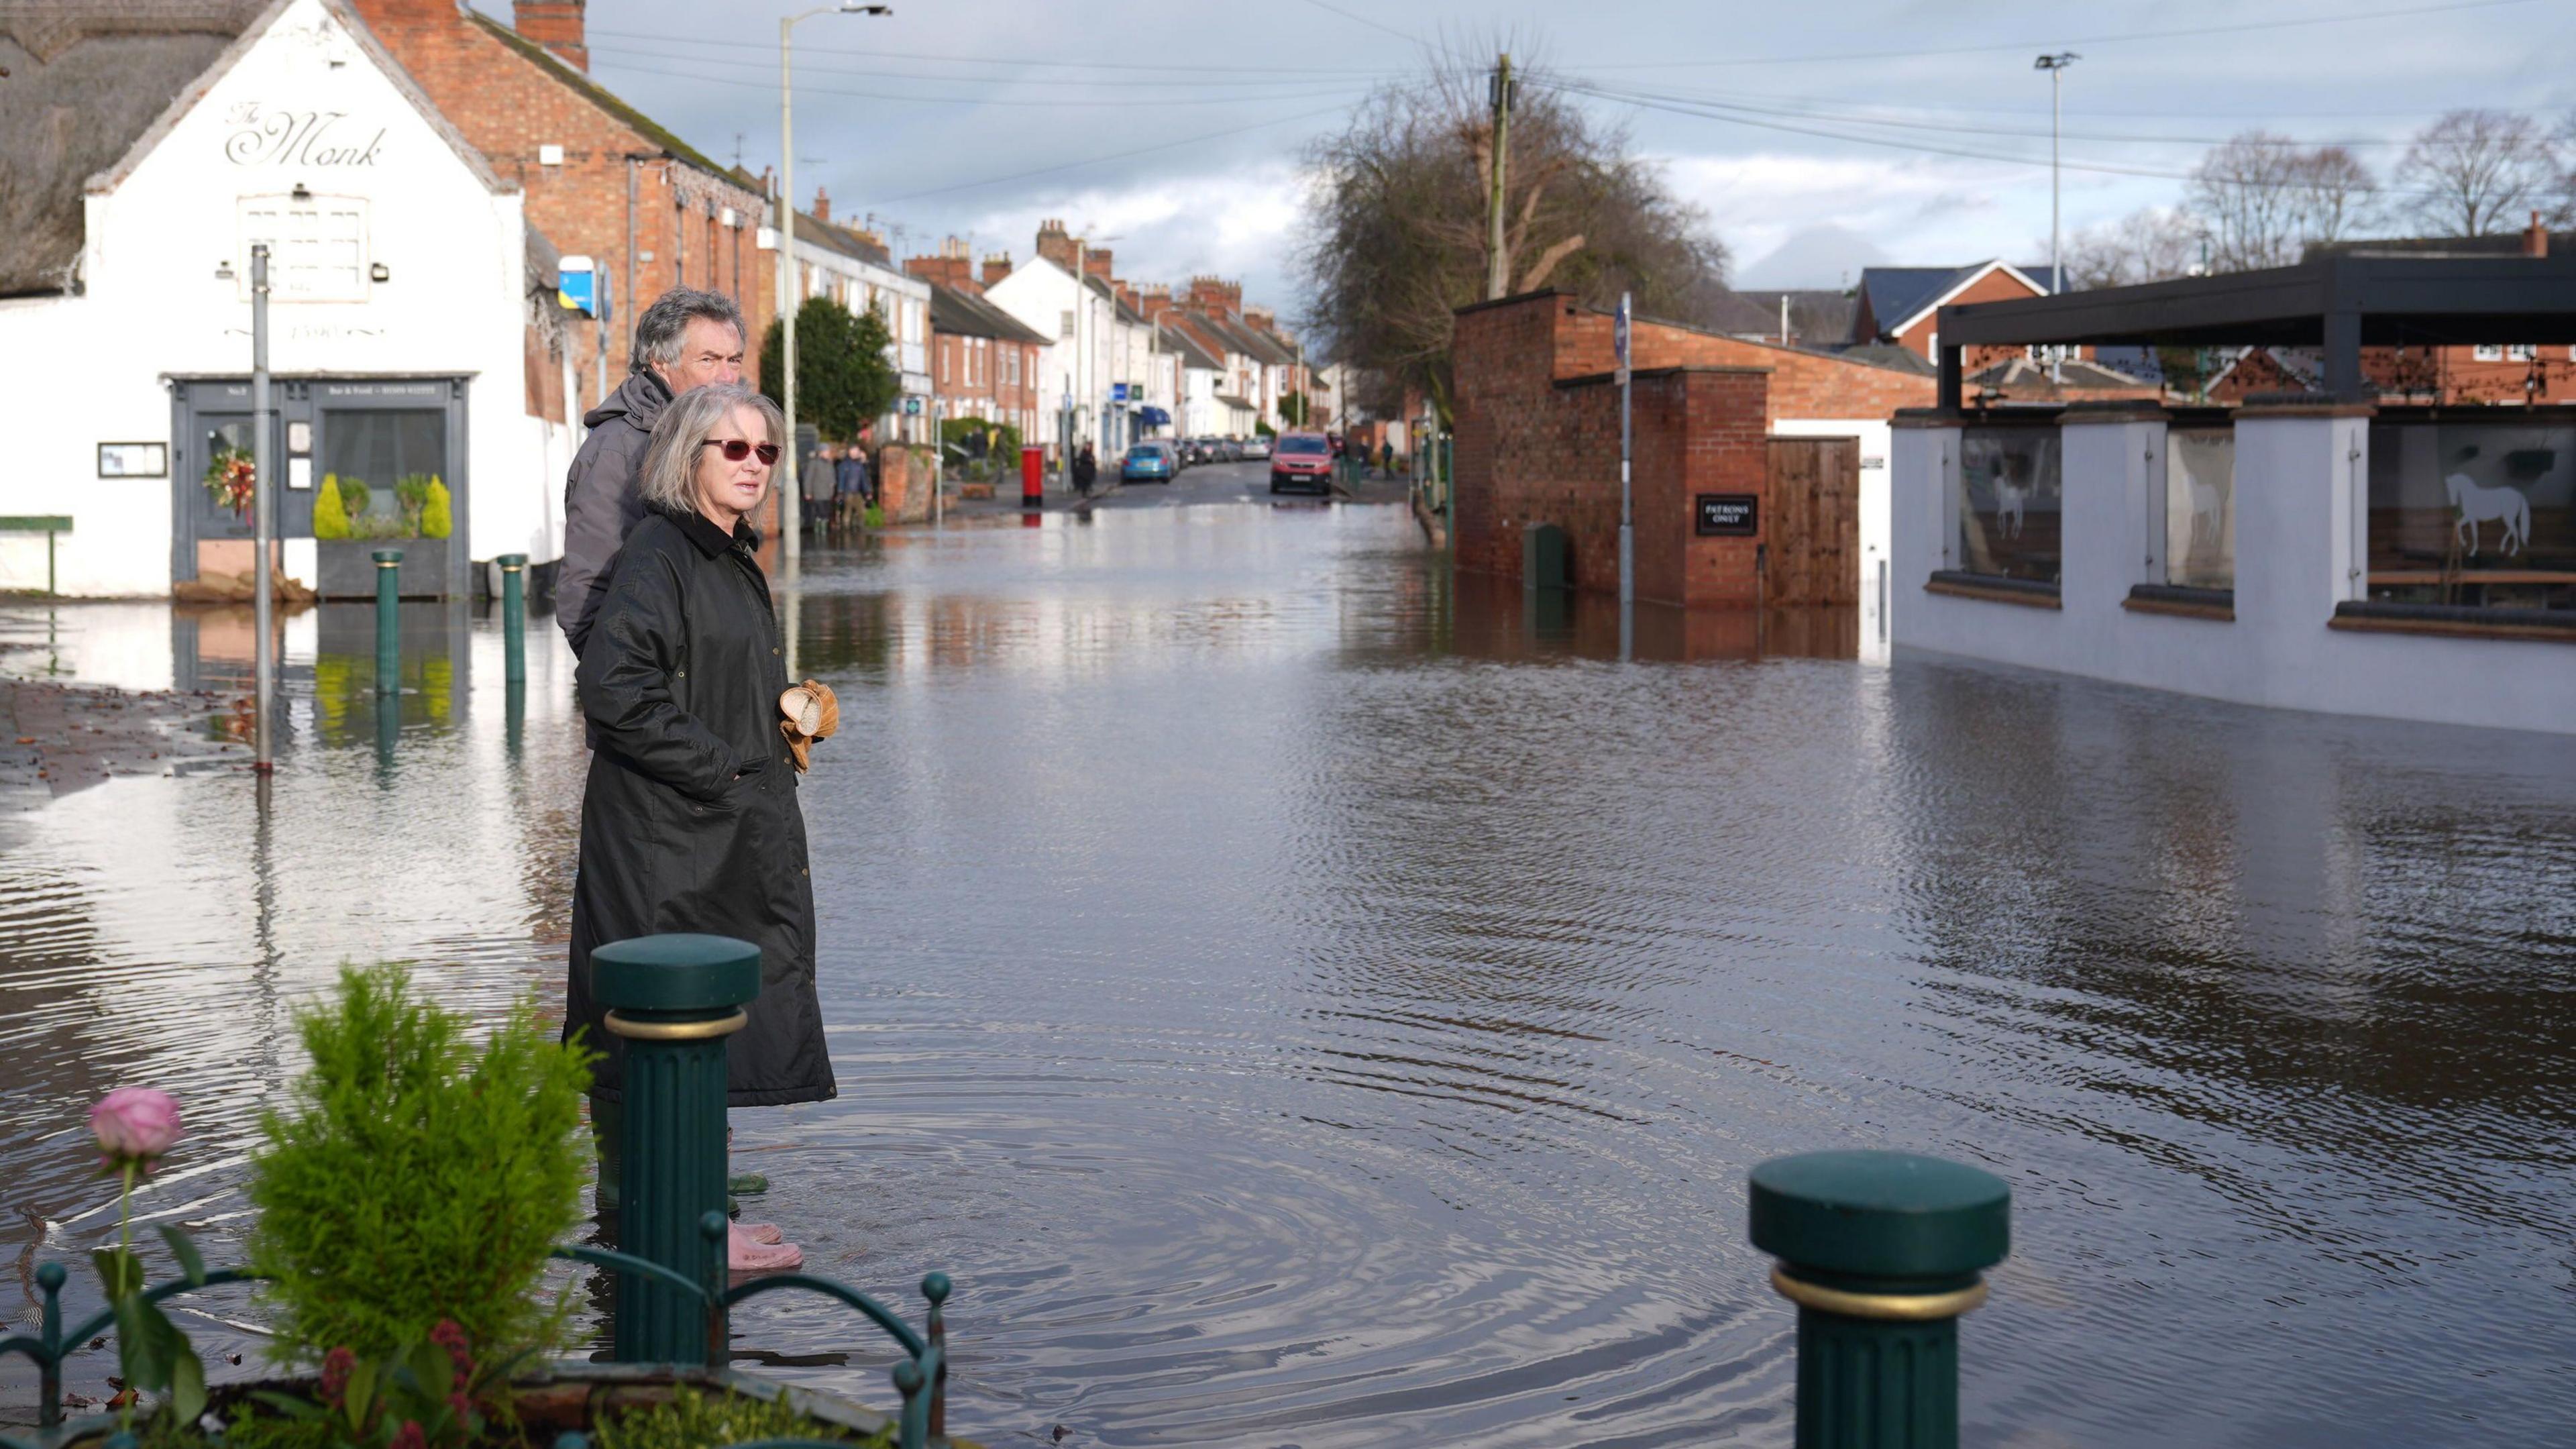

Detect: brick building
921,280,1047,447
1452,290,1937,617
350,0,773,409
1851,261,2062,367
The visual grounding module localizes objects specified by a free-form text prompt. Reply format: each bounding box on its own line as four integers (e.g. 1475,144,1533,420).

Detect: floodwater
3,484,2573,1448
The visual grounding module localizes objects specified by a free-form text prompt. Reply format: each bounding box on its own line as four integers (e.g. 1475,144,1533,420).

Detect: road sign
904,396,923,417
557,256,599,317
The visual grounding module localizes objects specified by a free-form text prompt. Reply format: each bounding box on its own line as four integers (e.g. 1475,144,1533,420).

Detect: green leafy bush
419,479,452,540
313,476,351,541
245,966,594,1364
595,1386,890,1449
337,478,374,521
394,476,435,535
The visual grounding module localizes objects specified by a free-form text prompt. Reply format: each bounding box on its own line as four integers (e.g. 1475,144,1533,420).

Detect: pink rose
90,1088,183,1169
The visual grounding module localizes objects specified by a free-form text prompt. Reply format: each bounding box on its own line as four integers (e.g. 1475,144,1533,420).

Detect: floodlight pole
2035,51,2078,382
251,244,275,773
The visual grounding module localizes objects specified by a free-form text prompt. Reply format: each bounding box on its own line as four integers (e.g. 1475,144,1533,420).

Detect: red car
1269,432,1334,494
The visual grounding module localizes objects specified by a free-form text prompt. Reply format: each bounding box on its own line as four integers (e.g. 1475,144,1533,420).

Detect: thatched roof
0,2,264,296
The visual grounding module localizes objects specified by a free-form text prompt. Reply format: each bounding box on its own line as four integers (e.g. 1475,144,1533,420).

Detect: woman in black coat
567,382,833,1269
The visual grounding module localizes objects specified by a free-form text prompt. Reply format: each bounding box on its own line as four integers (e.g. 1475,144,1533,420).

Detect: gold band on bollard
603,1008,748,1041
1770,1266,1988,1322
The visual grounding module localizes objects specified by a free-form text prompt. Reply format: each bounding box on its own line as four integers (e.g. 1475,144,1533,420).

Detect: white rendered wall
0,0,541,596
1774,417,1894,661
1894,413,2576,735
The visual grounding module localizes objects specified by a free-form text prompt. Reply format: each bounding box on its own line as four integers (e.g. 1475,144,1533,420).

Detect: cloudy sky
470,0,2575,315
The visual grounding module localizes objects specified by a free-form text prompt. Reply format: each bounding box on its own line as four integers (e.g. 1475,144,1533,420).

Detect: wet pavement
3,476,2573,1447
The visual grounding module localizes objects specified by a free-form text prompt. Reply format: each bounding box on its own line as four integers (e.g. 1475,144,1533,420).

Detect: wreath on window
203,447,256,518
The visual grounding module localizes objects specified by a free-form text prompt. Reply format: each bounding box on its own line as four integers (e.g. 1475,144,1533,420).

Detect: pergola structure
1932,252,2576,407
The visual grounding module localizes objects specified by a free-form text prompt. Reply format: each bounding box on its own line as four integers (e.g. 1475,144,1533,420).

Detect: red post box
1020,445,1045,510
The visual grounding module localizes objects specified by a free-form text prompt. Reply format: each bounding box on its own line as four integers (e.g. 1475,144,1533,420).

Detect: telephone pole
1486,53,1513,301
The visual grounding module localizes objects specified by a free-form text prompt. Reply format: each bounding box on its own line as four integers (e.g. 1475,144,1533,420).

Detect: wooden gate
1764,437,1860,607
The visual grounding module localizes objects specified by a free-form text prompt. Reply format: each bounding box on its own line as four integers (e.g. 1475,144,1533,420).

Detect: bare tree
1297,54,1729,424
2394,109,2560,235
2057,206,2207,289
2188,132,2341,271
2290,146,2379,246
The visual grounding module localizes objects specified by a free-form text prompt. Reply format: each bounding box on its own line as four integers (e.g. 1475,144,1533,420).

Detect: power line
586,37,1388,91
865,99,1382,206
590,50,1381,110
1558,79,2422,148
582,25,1407,77
1574,0,2548,70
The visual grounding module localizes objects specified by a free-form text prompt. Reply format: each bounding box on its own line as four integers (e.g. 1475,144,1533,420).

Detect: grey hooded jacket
557,368,674,655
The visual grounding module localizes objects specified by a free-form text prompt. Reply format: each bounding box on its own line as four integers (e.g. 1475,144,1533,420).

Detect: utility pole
780,4,891,573
250,244,275,773
1616,290,1633,614
1487,53,1513,301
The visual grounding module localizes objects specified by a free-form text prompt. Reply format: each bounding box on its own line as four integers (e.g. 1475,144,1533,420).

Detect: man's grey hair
639,383,785,517
630,287,746,376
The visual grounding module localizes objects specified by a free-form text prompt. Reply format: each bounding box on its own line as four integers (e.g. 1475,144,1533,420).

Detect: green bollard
1750,1150,2009,1449
590,932,758,1364
498,553,528,685
373,549,403,694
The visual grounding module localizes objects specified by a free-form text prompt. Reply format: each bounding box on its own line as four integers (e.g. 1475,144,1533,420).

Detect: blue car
1121,441,1177,484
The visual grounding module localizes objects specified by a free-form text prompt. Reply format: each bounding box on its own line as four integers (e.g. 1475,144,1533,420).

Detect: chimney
1083,249,1114,281
2528,210,2549,258
1244,305,1275,333
1137,283,1172,320
983,252,1014,287
1035,219,1077,272
906,239,977,294
1115,282,1139,313
1187,275,1241,318
812,186,830,224
512,1,588,72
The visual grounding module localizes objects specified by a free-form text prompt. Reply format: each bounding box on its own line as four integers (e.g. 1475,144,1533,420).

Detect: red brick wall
352,0,771,411
1625,327,1934,422
1890,268,2042,359
1452,292,1774,607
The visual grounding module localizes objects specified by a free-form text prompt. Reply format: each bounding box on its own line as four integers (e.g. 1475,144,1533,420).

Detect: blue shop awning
1137,406,1171,427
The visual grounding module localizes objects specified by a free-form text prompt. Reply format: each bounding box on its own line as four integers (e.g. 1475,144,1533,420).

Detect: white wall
1774,416,1894,662
1892,413,2575,735
0,0,541,596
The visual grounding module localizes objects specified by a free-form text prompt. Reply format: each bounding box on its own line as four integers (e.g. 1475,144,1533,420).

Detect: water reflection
1,502,2571,1447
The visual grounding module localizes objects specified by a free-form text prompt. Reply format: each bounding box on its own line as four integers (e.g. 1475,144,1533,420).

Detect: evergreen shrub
594,1387,889,1449
245,966,593,1364
420,479,453,539
313,476,350,541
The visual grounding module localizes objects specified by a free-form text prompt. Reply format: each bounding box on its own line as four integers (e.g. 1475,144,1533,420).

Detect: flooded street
4,482,2573,1448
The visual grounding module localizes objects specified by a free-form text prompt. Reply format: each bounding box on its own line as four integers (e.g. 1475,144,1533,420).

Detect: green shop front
170,376,471,599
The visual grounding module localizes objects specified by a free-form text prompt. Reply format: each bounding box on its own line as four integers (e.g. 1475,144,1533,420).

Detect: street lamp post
779,3,890,576
2034,51,2078,383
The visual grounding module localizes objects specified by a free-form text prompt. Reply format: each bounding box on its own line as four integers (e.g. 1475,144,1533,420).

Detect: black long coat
566,508,837,1108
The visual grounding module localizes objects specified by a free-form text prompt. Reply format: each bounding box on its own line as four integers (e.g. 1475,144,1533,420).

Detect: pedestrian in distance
835,443,870,528
1073,441,1098,498
1379,440,1394,478
557,288,747,655
566,381,837,1274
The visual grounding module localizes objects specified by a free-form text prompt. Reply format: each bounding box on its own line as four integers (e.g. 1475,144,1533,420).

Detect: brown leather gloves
778,680,839,771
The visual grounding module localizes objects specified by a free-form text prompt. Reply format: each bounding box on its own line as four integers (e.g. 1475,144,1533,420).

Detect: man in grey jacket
558,287,748,653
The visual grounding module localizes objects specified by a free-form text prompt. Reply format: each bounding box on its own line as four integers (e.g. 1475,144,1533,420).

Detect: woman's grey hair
639,384,786,517
630,287,746,375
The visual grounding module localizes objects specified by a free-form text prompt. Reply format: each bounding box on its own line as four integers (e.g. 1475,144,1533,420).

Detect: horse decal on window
2445,472,2531,557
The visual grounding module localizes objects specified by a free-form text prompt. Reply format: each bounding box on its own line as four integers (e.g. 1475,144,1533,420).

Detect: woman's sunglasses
700,439,781,465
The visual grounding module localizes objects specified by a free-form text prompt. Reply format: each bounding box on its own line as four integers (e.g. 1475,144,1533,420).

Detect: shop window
322,411,447,535
239,197,367,302
1954,427,2062,583
2367,418,2573,611
2165,427,2235,590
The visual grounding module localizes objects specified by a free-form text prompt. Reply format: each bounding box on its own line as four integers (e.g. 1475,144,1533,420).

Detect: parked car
1219,438,1244,462
1122,440,1177,484
1269,432,1334,494
1243,436,1272,460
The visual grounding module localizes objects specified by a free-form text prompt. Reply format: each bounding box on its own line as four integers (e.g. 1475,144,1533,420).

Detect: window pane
2165,427,2235,590
1955,427,2061,582
321,411,446,528
2367,419,2574,611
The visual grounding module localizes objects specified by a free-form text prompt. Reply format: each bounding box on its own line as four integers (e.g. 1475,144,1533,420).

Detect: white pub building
0,0,566,599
